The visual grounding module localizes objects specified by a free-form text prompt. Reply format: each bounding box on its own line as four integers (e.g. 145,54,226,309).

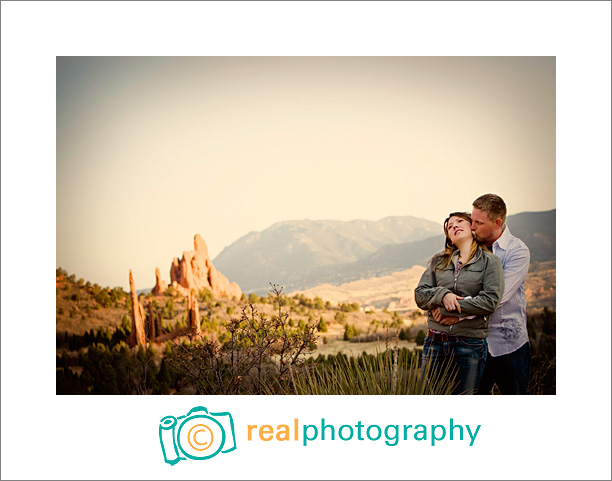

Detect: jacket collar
451,245,483,267
493,225,513,251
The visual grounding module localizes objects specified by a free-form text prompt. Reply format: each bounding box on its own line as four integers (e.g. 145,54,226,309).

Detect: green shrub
343,323,360,340
313,297,325,310
199,288,213,304
164,299,174,319
340,302,360,313
317,317,328,333
248,293,260,304
399,328,412,342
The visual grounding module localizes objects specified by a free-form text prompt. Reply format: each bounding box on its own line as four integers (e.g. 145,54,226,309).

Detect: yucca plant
286,347,457,395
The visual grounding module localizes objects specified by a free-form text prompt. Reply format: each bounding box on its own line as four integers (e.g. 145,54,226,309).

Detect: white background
1,2,610,480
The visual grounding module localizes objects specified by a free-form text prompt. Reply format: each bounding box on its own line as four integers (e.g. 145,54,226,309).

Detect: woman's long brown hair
434,211,481,270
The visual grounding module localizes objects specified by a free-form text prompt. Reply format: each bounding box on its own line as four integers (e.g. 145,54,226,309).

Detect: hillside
291,266,426,311
293,261,555,313
501,210,556,262
56,269,130,335
215,210,556,294
56,261,554,395
56,267,431,395
302,209,557,290
213,216,439,292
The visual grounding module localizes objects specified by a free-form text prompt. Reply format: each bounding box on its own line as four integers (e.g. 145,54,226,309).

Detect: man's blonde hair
473,193,507,225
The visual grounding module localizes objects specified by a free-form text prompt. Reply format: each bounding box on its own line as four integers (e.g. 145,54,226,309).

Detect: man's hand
442,292,464,313
438,316,461,326
431,307,461,325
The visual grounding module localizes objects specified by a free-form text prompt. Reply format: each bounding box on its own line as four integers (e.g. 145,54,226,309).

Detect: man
471,193,531,394
432,193,531,394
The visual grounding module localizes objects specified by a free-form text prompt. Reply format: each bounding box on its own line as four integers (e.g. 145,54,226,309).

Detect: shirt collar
493,225,512,251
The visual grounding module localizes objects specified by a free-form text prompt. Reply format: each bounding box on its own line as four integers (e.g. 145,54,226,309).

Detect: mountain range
213,210,556,294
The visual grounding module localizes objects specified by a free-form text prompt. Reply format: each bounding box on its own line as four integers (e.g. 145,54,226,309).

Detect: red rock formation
169,234,242,299
127,270,146,347
151,267,168,295
187,290,201,334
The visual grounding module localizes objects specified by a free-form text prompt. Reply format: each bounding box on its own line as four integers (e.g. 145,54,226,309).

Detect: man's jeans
422,335,487,395
477,342,531,395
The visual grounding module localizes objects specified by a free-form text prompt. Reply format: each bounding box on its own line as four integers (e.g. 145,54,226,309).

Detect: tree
313,297,325,310
317,317,328,333
399,328,412,341
166,284,318,395
390,318,404,329
248,293,260,304
343,323,360,341
155,358,173,394
340,302,360,313
164,299,174,319
541,307,556,336
415,330,426,346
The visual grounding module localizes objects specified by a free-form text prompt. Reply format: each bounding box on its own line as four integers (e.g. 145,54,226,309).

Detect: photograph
56,56,556,396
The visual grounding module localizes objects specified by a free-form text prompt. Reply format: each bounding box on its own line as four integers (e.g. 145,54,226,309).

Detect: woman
414,212,504,394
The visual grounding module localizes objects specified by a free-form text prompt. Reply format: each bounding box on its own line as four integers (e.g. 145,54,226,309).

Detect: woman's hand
442,293,464,313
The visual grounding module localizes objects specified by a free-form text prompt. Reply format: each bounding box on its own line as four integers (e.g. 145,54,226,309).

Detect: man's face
471,207,498,244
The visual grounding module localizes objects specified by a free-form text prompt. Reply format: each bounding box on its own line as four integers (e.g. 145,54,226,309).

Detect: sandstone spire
187,289,201,335
194,234,209,256
151,267,168,295
127,269,146,347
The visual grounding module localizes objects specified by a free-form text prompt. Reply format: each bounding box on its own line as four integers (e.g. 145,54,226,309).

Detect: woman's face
447,216,473,245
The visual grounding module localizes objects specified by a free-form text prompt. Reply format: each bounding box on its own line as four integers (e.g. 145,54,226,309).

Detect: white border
1,2,611,480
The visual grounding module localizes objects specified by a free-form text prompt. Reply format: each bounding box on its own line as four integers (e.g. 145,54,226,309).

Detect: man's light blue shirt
488,226,530,357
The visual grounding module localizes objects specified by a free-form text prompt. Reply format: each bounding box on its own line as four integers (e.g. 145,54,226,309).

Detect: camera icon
159,406,237,465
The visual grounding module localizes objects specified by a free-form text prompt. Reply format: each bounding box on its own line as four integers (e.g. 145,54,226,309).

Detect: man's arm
435,244,526,321
497,242,530,307
437,254,505,317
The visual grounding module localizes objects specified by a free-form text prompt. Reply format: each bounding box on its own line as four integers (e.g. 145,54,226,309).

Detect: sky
56,56,556,290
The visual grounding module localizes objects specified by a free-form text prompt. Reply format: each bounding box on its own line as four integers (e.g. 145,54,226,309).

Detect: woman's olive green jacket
414,247,504,338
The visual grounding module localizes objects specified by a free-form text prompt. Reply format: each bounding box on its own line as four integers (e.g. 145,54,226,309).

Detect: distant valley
293,260,555,313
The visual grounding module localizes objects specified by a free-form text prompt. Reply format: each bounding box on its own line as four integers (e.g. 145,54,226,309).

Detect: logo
159,406,237,465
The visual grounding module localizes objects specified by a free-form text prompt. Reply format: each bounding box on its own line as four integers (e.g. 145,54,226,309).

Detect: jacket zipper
448,249,483,333
449,266,460,333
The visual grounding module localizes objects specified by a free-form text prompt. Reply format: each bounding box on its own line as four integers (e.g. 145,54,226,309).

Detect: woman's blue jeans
422,335,488,395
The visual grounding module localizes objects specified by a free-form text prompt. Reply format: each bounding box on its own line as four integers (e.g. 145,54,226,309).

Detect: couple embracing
415,194,531,395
